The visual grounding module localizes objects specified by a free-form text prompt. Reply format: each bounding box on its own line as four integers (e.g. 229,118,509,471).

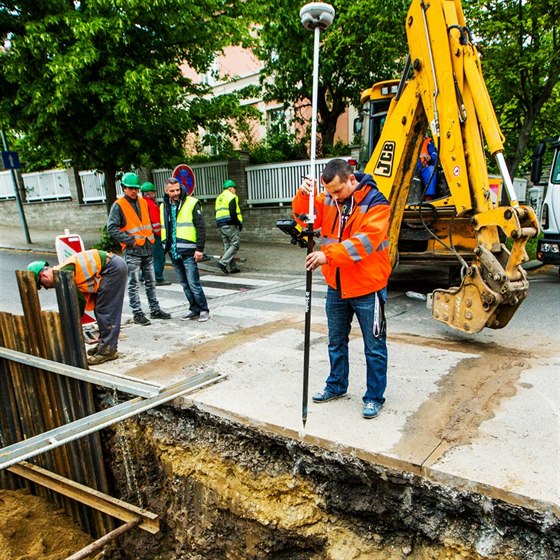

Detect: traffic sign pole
1,130,31,244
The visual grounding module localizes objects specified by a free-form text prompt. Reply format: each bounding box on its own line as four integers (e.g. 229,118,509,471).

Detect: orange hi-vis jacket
115,197,155,250
144,196,162,236
55,250,105,312
292,173,391,299
420,137,431,166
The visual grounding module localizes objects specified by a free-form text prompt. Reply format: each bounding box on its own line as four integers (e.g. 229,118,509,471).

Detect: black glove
238,223,243,232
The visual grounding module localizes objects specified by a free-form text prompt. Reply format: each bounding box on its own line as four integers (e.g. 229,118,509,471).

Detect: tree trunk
103,163,118,214
317,92,346,154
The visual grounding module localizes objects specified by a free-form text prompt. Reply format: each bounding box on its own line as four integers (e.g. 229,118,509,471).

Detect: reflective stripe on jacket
144,196,162,235
215,189,242,227
55,250,106,311
292,173,391,298
160,196,199,253
115,197,154,250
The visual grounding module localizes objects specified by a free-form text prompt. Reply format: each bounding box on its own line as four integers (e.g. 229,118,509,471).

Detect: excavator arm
364,0,539,333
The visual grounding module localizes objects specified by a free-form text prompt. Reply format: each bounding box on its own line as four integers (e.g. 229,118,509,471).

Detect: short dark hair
322,158,353,184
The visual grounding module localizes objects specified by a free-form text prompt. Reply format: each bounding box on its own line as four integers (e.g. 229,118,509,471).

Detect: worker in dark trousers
28,250,128,365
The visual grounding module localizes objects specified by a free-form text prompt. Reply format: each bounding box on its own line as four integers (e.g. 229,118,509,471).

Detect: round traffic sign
173,164,196,195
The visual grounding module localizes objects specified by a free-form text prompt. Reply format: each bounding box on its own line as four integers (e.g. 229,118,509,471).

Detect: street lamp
299,2,335,427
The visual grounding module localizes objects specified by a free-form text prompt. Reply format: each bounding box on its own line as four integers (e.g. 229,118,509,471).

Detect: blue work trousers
324,287,388,404
171,255,209,315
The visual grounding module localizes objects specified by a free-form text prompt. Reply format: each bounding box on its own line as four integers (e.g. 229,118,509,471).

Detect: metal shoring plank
8,461,158,534
0,346,163,398
0,370,224,470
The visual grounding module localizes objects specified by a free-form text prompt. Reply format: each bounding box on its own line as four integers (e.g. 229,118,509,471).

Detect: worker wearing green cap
27,250,128,365
215,179,243,274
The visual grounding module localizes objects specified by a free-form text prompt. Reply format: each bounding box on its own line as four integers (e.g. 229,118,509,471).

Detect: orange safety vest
55,250,105,311
115,197,155,250
292,180,391,298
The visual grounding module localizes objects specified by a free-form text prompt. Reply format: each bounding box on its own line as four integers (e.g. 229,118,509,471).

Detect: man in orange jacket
292,158,391,419
28,250,128,365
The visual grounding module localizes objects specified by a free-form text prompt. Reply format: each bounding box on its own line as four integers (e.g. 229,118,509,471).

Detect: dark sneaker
218,262,229,275
362,401,382,419
312,390,347,403
87,345,99,356
230,267,241,274
151,309,171,320
133,312,151,326
198,311,210,322
181,311,199,321
88,351,118,365
156,280,171,286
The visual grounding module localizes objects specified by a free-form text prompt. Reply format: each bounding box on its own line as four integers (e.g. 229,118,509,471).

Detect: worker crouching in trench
27,249,128,365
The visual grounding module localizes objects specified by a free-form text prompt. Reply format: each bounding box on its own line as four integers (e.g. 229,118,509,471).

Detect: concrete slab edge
181,397,559,517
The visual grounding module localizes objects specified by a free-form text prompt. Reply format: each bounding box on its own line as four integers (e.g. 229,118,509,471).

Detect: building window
267,108,287,134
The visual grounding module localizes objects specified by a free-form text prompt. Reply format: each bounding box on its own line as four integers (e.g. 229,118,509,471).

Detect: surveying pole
299,2,335,427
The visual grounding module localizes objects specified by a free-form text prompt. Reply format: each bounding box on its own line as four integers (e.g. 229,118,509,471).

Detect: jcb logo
374,141,395,177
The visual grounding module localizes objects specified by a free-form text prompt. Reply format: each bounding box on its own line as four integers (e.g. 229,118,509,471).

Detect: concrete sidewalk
1,223,558,523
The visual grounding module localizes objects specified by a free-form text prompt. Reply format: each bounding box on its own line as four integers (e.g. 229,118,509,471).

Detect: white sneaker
198,311,210,322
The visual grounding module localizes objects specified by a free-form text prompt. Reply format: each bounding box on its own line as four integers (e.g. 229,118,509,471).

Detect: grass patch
505,232,542,261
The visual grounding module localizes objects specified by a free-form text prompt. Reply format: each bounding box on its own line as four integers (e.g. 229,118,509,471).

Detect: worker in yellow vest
27,250,128,365
160,177,210,322
107,172,171,326
215,179,243,274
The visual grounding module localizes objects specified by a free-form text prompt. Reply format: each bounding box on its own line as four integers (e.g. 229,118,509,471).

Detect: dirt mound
0,489,94,560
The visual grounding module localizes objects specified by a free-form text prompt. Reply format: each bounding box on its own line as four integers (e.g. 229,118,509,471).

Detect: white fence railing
152,161,228,200
80,170,123,204
23,169,71,201
246,158,348,205
0,170,15,199
0,157,350,206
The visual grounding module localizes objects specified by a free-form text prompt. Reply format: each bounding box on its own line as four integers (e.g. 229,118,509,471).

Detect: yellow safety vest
161,196,199,252
215,189,242,226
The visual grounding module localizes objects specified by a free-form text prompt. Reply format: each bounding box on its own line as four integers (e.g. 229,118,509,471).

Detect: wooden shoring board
8,461,159,534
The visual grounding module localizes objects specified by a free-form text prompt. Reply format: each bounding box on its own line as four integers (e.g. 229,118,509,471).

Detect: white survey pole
299,2,335,221
299,2,335,427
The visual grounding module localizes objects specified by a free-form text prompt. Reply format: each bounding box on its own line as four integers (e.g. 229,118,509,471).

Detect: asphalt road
1,247,558,353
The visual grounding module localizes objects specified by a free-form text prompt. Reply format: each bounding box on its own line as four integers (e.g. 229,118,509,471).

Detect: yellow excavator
356,0,539,333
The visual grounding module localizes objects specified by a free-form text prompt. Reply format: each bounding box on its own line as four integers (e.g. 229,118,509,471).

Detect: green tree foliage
0,0,255,209
464,0,560,174
253,0,409,151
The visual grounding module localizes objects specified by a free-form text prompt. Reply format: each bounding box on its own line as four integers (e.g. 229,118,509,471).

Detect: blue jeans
125,253,161,315
171,255,209,314
324,287,388,404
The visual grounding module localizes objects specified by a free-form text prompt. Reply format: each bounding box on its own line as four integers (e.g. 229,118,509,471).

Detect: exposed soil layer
99,403,559,560
0,489,95,560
